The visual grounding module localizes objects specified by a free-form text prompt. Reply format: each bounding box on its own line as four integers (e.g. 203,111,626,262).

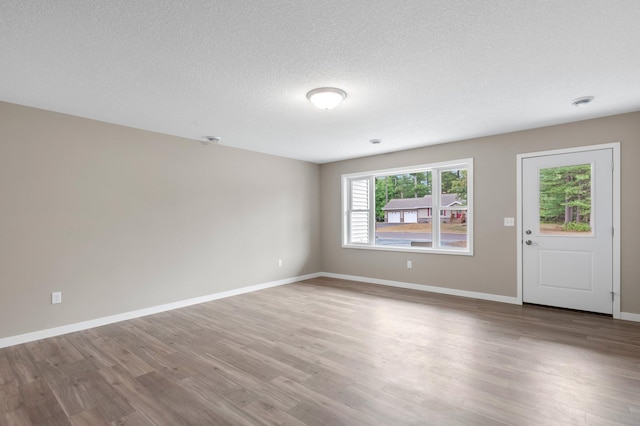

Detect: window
539,164,593,235
342,158,473,254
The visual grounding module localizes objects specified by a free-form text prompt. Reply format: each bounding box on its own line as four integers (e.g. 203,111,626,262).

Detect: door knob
525,240,533,245
525,230,532,235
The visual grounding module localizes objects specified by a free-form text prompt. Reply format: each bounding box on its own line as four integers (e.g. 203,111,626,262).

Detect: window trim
342,158,473,255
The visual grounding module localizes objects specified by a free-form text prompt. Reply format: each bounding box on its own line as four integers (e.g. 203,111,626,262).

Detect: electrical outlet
278,259,283,268
504,217,515,226
51,291,62,304
407,260,412,269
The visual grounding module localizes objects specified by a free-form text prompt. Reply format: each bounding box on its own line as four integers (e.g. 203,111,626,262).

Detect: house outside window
342,158,473,255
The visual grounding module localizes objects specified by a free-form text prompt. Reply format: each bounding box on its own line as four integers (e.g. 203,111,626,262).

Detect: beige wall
0,102,320,339
320,112,640,314
2,101,638,342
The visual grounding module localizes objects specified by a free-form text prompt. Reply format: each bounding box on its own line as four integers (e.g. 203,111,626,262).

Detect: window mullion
368,176,375,245
432,168,441,249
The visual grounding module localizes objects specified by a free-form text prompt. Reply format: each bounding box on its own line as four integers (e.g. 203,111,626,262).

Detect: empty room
1,1,640,425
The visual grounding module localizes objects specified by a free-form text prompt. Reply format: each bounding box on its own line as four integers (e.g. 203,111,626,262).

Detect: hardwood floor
1,277,640,425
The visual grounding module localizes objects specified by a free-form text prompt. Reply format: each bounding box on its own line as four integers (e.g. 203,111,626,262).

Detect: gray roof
382,194,463,211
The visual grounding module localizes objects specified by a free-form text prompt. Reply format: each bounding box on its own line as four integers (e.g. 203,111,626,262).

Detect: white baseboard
3,270,633,349
319,272,521,305
318,273,640,321
0,272,321,349
621,312,640,323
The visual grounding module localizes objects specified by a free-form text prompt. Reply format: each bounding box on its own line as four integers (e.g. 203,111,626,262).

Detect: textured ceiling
1,1,639,163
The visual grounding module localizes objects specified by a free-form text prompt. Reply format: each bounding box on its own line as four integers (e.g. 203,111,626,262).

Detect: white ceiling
1,1,639,163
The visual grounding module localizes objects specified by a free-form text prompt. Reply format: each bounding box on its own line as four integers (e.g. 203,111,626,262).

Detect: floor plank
1,277,640,425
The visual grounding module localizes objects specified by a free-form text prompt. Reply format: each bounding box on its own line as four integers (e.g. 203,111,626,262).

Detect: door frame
516,142,621,318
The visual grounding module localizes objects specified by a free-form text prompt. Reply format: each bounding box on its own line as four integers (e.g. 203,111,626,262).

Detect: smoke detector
571,96,594,108
203,136,221,144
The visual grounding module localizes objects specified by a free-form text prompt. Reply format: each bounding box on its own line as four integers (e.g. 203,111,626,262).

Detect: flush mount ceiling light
571,96,594,108
306,87,347,110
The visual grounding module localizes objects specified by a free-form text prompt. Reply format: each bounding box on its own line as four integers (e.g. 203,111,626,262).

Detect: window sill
342,243,473,256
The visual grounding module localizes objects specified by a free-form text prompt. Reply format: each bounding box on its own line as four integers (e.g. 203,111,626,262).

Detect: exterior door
522,148,613,314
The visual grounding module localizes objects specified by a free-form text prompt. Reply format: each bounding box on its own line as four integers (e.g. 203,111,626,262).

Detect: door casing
516,143,621,318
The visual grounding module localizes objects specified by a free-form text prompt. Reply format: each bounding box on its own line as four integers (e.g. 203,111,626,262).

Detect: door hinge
610,291,615,302
612,227,615,238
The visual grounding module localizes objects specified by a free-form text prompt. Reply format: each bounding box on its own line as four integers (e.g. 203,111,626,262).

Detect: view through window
539,164,593,235
343,159,472,254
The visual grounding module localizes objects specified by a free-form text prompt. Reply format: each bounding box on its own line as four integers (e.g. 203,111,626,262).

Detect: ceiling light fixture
571,96,594,108
306,87,347,110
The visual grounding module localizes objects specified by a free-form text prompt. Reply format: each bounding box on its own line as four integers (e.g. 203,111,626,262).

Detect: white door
404,211,418,223
388,211,401,223
522,149,613,314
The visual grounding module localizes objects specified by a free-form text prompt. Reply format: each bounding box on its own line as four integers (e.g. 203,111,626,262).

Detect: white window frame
342,158,473,255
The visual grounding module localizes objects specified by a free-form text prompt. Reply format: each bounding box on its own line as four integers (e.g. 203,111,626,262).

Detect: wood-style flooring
1,277,640,425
